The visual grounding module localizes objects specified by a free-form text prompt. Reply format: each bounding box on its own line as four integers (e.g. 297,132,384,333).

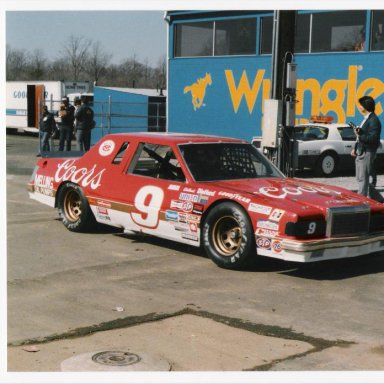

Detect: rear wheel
57,182,96,232
316,152,338,177
202,202,255,269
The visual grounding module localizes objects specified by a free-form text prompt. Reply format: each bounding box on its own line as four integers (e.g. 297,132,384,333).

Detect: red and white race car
27,133,384,269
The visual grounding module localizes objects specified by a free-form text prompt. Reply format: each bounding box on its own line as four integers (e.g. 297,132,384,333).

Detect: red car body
28,132,384,269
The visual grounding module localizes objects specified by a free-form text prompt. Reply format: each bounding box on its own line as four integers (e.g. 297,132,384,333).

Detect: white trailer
6,81,89,133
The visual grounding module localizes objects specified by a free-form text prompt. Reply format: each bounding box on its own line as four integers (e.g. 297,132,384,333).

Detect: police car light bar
310,115,334,123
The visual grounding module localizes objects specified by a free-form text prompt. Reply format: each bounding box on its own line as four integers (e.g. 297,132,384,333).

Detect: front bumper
256,233,384,263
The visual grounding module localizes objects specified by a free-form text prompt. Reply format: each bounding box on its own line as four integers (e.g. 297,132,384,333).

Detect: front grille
326,205,370,237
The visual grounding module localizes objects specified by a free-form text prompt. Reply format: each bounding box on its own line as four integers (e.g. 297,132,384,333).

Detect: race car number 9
131,186,164,228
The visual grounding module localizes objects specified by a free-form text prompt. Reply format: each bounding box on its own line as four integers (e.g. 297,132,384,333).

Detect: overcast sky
6,10,167,66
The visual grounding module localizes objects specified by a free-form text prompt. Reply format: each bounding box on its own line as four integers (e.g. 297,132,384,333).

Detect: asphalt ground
4,133,384,383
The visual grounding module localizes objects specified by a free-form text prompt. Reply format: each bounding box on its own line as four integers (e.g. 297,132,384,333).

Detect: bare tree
86,41,112,84
61,35,90,80
6,44,28,80
26,49,47,79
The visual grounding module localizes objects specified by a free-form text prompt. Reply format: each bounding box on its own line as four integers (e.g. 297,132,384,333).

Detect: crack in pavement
8,307,353,371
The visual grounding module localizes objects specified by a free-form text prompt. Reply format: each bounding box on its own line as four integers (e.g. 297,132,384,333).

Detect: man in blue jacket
351,96,383,201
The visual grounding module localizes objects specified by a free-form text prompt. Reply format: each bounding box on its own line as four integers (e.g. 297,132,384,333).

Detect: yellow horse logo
184,73,212,111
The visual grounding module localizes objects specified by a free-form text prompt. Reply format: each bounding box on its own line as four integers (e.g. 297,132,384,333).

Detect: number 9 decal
307,222,316,235
131,186,164,228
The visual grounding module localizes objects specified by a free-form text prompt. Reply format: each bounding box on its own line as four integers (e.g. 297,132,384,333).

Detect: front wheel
57,182,96,232
202,202,255,269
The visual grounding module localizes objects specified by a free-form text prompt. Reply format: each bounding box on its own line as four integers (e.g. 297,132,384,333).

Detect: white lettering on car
54,159,106,190
257,185,340,199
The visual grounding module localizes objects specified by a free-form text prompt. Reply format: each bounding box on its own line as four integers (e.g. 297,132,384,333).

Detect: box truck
6,81,89,133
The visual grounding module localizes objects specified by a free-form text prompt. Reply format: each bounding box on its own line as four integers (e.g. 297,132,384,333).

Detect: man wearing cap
58,97,75,151
351,95,382,201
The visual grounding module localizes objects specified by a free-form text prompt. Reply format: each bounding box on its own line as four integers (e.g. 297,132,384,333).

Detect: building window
174,21,213,57
260,16,273,54
214,18,256,55
311,11,366,52
295,13,310,53
371,10,384,51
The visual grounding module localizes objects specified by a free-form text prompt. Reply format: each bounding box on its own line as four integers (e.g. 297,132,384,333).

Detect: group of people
38,96,94,154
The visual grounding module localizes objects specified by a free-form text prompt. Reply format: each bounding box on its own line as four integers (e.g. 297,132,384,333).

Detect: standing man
74,96,94,151
351,96,383,201
38,106,56,155
58,97,75,151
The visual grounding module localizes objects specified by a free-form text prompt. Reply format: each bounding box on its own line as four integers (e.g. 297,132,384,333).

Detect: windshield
179,143,284,181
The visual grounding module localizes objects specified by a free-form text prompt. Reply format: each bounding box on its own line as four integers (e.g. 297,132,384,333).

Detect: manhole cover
61,351,171,371
92,351,141,366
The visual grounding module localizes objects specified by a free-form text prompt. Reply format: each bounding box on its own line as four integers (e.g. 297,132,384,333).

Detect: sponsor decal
168,184,180,191
199,195,209,204
97,207,108,215
257,220,279,231
171,200,193,213
55,159,106,190
96,206,111,221
248,203,272,215
34,175,54,196
218,191,251,204
35,185,54,197
170,200,183,210
269,209,285,222
256,237,271,250
173,223,189,232
35,175,53,189
165,210,179,221
189,222,198,232
197,188,216,197
271,240,282,253
257,184,340,200
182,233,199,242
192,203,204,214
178,213,188,223
188,214,201,223
183,187,196,193
327,199,360,205
179,192,199,202
255,228,278,237
99,140,115,157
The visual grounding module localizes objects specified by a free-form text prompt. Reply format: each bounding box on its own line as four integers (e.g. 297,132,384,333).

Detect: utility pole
270,10,297,176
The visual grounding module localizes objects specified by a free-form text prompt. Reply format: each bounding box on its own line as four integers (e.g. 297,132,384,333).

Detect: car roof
104,132,248,145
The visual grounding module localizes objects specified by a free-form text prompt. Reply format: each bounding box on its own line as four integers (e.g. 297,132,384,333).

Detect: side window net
112,142,129,165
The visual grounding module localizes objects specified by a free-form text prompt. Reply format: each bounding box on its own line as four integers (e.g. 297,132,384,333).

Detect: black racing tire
202,202,255,269
57,182,96,232
316,151,338,177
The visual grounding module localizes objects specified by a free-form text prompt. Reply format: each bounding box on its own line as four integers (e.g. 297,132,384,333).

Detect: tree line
6,35,167,91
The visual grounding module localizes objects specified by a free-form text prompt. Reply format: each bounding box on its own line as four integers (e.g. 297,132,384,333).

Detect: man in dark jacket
74,97,94,151
351,95,383,201
38,105,56,154
58,97,75,151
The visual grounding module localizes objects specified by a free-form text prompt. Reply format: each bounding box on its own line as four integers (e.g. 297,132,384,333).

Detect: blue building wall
167,11,384,140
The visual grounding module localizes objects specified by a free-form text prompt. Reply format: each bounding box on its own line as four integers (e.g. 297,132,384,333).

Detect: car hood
210,177,368,215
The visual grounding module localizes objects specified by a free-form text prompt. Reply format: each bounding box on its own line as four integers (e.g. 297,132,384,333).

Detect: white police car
294,116,384,177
